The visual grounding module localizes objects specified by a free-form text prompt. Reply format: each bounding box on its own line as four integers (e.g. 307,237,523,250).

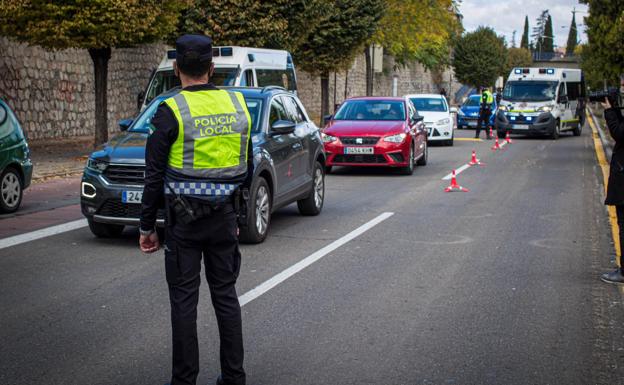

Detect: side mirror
137,91,145,111
450,107,458,114
558,94,568,104
270,120,296,135
413,114,425,123
323,114,333,125
118,118,133,131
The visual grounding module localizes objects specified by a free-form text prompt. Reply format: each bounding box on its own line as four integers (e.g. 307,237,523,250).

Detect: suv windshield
130,96,263,133
334,100,405,121
463,97,481,107
145,68,239,105
503,81,558,102
410,98,447,112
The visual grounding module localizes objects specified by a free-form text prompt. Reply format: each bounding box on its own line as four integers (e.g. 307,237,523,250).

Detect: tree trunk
89,47,111,147
364,46,372,96
344,69,349,100
320,74,330,126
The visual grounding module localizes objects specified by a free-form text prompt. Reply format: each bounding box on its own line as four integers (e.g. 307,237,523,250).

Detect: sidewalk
29,136,93,182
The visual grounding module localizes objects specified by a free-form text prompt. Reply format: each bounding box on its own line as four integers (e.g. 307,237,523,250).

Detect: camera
588,87,620,106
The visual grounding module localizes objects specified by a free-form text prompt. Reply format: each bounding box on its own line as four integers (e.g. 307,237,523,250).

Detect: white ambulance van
139,46,297,110
495,67,585,139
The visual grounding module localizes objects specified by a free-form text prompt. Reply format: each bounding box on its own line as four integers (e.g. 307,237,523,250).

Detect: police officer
139,34,253,385
600,95,624,284
475,87,494,140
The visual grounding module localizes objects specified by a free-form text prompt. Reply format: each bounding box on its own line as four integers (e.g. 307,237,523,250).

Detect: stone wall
0,37,167,141
0,37,463,141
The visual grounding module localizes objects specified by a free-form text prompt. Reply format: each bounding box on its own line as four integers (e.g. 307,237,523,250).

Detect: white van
139,46,297,110
495,67,585,139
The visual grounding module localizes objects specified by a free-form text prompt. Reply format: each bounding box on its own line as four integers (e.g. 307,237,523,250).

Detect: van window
558,82,566,98
280,96,306,123
503,81,558,102
211,67,238,86
566,82,583,101
257,69,297,91
146,70,180,104
239,69,254,87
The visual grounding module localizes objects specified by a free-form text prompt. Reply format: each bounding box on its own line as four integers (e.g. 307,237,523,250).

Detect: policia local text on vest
139,34,252,385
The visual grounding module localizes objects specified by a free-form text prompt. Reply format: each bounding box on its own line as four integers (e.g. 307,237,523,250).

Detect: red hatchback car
322,97,428,175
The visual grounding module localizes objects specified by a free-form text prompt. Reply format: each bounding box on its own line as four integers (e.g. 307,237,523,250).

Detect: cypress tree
520,16,529,49
565,13,578,56
544,15,554,53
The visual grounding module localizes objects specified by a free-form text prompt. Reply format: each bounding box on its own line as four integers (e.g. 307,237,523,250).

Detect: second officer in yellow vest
139,34,252,385
475,87,494,140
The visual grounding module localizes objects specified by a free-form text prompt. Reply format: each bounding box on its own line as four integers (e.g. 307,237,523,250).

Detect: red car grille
339,137,380,145
333,154,387,164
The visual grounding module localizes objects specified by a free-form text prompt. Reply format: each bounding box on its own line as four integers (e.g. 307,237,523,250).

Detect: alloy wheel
313,167,324,209
255,185,270,236
1,171,21,209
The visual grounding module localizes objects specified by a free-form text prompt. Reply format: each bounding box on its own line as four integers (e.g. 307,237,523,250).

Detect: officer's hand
139,232,160,253
601,97,612,110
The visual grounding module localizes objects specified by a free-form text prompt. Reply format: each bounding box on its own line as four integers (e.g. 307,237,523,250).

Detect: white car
405,94,454,146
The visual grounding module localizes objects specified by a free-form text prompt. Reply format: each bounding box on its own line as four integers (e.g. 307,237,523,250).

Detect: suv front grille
99,199,164,219
333,154,386,164
104,165,145,185
339,137,379,145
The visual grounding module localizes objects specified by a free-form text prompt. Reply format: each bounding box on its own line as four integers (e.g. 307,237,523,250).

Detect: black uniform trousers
475,109,492,138
617,205,624,272
164,201,245,385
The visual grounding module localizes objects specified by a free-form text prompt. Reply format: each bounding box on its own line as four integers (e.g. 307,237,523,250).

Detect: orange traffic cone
491,137,501,151
468,150,485,166
505,131,513,144
445,170,469,192
489,127,494,139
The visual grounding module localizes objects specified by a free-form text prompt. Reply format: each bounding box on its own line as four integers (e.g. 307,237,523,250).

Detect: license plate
513,124,529,130
122,190,143,203
468,121,477,127
344,147,374,154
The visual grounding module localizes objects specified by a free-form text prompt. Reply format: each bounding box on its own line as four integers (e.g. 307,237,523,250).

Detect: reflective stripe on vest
164,89,251,180
164,181,238,197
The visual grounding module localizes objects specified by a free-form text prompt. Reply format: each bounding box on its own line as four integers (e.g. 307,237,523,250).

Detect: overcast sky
459,0,588,49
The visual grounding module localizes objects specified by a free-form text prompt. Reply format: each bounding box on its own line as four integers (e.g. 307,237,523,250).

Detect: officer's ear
173,62,180,79
208,62,215,79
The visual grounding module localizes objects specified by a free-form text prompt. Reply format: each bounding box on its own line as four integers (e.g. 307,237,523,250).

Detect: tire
239,176,271,244
572,121,582,136
416,140,428,166
446,137,454,146
400,143,415,175
87,218,124,238
0,167,23,213
550,120,560,140
298,161,325,215
497,130,506,139
325,166,332,174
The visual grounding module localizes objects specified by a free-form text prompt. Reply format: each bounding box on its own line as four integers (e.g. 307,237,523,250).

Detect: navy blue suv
81,87,326,243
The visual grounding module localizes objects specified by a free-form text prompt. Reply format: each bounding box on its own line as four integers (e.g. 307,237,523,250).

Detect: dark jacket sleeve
140,104,177,231
604,107,624,143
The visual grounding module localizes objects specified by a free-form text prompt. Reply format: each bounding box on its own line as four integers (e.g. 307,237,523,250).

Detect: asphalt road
1,126,624,385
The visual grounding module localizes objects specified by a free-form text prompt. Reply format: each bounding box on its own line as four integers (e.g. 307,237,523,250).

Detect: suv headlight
383,133,406,143
498,105,508,112
537,105,554,112
87,158,108,172
457,109,465,116
321,133,337,143
437,118,450,125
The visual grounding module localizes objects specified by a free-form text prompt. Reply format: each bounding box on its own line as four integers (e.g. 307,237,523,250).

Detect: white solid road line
442,140,509,180
0,219,88,251
238,212,394,307
442,163,471,180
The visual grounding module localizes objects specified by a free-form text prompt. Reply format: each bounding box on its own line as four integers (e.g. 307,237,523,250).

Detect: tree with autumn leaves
0,0,187,146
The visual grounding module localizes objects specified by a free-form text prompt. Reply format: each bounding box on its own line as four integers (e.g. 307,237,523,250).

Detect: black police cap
176,34,213,65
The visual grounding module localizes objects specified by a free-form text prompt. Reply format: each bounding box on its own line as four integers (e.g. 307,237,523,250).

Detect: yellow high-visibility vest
163,89,251,181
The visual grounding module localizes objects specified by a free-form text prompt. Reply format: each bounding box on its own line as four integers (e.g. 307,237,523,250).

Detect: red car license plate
344,147,374,155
